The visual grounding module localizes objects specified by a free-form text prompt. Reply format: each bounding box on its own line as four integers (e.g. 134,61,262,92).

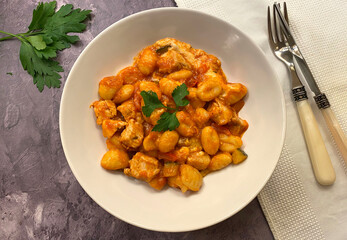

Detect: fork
268,3,335,185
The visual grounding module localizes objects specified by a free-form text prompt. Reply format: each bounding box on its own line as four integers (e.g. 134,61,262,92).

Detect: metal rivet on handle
314,93,330,109
292,86,308,102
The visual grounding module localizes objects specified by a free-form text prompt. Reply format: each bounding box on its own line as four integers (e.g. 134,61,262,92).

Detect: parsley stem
0,35,14,41
0,30,43,41
164,106,177,112
0,30,24,42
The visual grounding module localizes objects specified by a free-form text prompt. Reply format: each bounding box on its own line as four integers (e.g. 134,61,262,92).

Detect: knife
275,4,347,165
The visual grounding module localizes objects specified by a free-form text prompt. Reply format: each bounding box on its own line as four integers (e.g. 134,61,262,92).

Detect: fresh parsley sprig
140,83,190,132
0,1,91,92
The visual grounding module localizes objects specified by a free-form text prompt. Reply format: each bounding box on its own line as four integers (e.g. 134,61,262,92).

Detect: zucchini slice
156,45,171,54
232,148,248,164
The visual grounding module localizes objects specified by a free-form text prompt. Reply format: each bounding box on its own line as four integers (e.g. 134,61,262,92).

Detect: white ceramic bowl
60,8,285,232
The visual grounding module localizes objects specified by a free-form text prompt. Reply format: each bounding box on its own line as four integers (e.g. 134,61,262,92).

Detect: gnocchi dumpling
197,80,222,102
113,84,135,104
201,126,219,155
167,69,193,80
159,78,180,96
208,152,232,171
98,76,123,100
101,149,129,170
116,66,144,85
186,151,211,170
186,87,206,109
135,47,158,75
157,130,179,153
219,83,247,105
180,164,203,192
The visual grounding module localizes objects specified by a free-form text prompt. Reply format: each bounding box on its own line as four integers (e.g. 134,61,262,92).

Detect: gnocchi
157,130,179,153
101,149,129,170
186,151,211,170
159,78,180,96
113,84,135,104
201,126,219,155
180,164,203,192
98,76,123,100
197,80,222,101
135,47,158,75
208,152,233,171
91,38,248,193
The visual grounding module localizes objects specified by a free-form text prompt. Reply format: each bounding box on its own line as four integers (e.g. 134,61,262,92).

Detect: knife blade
274,4,328,106
274,3,347,164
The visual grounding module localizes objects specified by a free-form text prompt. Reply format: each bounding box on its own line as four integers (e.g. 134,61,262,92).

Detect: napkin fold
175,0,347,239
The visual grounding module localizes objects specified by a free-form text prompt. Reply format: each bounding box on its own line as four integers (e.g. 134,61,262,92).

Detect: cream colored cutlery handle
321,107,347,165
296,100,336,185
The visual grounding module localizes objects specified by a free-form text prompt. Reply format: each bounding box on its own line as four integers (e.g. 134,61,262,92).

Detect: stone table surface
0,0,274,239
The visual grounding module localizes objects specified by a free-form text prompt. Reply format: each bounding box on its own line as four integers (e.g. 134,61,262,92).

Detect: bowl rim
59,7,286,232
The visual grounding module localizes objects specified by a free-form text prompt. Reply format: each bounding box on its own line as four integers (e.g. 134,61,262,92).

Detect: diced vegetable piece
232,149,248,164
156,45,171,54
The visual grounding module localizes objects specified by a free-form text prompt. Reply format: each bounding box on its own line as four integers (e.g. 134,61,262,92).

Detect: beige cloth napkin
175,0,347,239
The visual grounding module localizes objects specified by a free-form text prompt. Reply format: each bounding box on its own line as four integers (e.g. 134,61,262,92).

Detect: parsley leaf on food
152,112,180,132
140,91,166,117
0,1,91,92
172,83,189,107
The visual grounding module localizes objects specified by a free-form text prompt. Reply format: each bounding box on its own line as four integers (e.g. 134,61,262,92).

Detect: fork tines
268,2,289,47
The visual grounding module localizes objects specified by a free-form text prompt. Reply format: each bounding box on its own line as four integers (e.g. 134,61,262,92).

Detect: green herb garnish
172,83,189,107
0,1,92,92
140,83,190,132
141,91,166,117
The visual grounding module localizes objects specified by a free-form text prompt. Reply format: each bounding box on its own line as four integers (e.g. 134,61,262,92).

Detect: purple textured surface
0,0,274,239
